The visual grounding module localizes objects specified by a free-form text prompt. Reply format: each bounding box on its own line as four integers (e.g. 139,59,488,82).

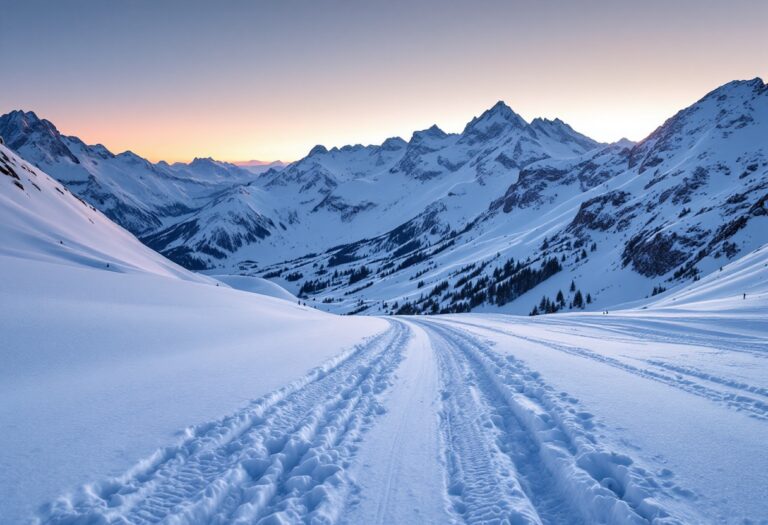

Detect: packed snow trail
340,322,449,524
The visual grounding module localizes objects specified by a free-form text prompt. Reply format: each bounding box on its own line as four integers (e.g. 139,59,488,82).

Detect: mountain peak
1,109,51,132
3,109,42,123
702,77,766,102
308,144,328,156
630,77,767,171
190,156,217,165
0,109,80,164
531,117,565,127
410,125,448,143
477,101,526,124
460,101,528,144
379,136,407,151
487,100,516,118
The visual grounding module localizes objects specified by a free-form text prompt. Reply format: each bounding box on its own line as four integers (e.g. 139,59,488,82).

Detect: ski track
38,320,410,525
35,316,707,525
522,317,768,359
443,318,768,421
415,319,695,525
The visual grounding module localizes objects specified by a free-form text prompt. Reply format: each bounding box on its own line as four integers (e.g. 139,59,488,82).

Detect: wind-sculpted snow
38,321,410,525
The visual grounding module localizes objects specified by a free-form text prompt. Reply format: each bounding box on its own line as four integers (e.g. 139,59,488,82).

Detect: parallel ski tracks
443,318,768,420
415,319,689,525
40,320,410,525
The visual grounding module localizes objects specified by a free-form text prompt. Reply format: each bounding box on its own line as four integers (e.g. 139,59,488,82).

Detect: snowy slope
211,274,298,302
0,142,387,523
0,255,386,525
647,242,768,311
2,121,767,524
15,279,767,524
0,143,206,281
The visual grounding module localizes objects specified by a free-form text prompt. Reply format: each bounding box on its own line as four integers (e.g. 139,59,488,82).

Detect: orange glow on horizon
30,80,746,165
2,1,764,164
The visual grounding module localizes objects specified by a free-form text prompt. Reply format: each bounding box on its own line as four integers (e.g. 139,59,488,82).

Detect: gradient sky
1,0,766,163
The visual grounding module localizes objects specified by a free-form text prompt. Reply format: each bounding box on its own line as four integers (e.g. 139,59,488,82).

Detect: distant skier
743,293,747,300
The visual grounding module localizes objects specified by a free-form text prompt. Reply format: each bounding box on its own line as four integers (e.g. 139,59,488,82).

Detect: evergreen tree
573,290,584,308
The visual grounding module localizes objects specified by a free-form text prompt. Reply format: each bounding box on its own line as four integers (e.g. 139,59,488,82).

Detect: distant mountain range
1,77,766,314
233,159,288,174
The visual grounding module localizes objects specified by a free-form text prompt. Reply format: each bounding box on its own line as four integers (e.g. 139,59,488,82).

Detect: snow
14,272,766,523
430,307,768,523
3,79,766,320
263,77,767,316
211,274,299,302
1,251,766,523
0,143,206,281
649,243,768,311
340,323,447,524
0,256,387,524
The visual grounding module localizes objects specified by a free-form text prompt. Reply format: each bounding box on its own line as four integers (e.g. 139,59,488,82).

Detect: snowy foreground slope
12,259,766,525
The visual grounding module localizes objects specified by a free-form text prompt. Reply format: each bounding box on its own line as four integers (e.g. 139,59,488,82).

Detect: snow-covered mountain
127,100,603,271
247,78,767,314
234,159,288,175
0,111,259,235
0,139,386,524
0,141,207,281
1,78,765,315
